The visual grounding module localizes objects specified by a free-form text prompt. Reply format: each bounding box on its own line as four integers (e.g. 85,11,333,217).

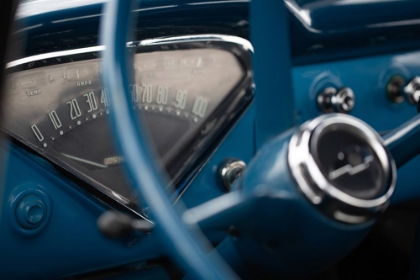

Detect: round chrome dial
288,114,396,224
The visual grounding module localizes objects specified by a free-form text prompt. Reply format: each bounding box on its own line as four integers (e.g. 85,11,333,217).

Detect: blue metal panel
292,50,420,203
0,143,162,279
181,49,420,214
178,107,255,209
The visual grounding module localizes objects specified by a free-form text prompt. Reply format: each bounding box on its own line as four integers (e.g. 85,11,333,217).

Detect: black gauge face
314,126,385,199
2,44,251,206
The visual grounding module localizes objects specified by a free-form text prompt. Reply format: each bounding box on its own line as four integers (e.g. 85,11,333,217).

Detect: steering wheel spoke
182,191,254,232
383,113,420,169
182,188,296,236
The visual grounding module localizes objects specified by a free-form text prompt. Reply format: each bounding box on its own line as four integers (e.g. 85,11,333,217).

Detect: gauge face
314,125,386,199
2,43,251,206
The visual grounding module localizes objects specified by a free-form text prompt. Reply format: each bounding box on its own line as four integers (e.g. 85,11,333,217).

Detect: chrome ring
288,114,396,224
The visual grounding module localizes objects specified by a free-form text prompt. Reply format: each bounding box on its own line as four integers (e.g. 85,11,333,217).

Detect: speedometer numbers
29,84,209,148
132,85,208,122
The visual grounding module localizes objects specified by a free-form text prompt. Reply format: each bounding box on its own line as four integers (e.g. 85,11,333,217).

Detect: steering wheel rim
100,1,240,278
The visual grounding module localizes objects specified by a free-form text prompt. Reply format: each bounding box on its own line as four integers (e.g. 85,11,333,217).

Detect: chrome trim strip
186,0,249,6
16,0,248,20
6,46,105,68
15,0,106,20
128,34,254,53
132,5,180,12
51,14,102,24
13,24,43,35
6,34,253,69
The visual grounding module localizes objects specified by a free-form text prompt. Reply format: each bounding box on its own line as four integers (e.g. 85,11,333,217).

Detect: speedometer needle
62,153,108,168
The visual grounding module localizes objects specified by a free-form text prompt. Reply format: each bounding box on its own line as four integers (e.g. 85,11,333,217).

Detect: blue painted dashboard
2,0,420,278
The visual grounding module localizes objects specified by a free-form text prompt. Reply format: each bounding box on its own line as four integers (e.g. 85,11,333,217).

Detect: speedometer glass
2,37,253,210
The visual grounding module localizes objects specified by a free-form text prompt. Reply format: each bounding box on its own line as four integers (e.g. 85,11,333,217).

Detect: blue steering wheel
100,0,420,278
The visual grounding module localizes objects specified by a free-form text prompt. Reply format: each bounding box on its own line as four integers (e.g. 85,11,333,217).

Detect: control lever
404,77,420,107
97,211,154,238
383,113,420,168
387,75,420,112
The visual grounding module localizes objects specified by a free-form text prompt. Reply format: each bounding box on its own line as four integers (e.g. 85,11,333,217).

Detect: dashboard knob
16,195,46,229
317,87,355,113
98,211,154,238
386,75,406,104
217,159,246,191
404,76,420,105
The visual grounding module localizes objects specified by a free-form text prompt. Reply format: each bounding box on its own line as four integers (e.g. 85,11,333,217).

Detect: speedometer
2,35,253,211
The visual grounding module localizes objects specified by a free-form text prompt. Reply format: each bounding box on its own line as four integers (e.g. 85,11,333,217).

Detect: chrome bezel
6,35,253,69
4,34,253,218
288,114,396,224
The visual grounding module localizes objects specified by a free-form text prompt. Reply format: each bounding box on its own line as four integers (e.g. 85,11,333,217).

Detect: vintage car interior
3,0,420,279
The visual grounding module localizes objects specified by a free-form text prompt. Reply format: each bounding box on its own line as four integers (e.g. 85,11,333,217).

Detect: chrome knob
217,159,246,191
317,87,355,114
386,75,406,104
404,76,420,104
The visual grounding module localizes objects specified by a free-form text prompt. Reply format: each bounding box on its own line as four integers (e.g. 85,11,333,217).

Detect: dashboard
3,36,253,211
2,0,420,279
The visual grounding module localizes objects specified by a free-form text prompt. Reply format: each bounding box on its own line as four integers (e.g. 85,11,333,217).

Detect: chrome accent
6,46,105,69
317,87,355,113
4,35,253,216
186,0,249,6
288,114,396,224
6,34,253,69
51,14,102,24
127,34,254,53
404,76,420,104
16,0,106,20
217,159,246,191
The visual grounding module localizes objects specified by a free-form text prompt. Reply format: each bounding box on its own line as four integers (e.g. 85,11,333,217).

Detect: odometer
2,36,253,211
